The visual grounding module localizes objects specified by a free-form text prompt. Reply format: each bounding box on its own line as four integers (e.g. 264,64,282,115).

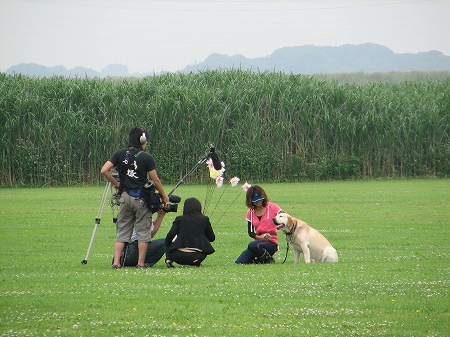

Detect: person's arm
248,220,271,241
165,220,179,246
151,210,166,238
101,161,120,191
247,220,256,239
148,169,169,205
205,218,216,242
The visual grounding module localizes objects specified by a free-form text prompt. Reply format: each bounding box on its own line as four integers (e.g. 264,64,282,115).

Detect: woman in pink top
235,185,283,264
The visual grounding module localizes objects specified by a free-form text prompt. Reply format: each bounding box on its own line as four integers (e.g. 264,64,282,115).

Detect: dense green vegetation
315,70,450,84
1,71,449,187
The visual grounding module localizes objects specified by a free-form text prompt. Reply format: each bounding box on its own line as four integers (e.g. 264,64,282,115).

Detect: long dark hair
183,197,203,215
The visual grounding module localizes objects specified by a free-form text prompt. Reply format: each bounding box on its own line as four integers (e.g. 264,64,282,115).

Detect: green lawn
0,179,449,336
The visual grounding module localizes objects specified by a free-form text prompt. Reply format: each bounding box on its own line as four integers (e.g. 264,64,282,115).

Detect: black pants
166,249,207,266
235,240,278,264
121,238,166,267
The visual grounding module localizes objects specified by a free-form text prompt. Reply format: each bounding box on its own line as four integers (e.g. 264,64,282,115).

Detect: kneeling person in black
165,198,215,267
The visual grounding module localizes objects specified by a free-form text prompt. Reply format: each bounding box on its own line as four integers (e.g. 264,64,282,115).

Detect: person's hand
161,195,169,205
263,233,271,240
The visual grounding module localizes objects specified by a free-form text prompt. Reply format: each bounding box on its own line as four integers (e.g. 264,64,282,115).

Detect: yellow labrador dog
273,213,338,263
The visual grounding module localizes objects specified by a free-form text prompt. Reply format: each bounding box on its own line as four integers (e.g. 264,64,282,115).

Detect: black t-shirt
109,147,156,189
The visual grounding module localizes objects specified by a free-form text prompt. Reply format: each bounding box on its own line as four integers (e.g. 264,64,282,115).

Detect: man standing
101,127,169,268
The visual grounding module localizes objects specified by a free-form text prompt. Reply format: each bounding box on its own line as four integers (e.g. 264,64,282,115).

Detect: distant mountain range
4,43,450,78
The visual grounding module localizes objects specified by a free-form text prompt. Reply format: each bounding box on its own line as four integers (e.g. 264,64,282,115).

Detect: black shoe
257,249,274,264
111,264,121,269
136,263,151,269
165,260,175,268
264,257,275,264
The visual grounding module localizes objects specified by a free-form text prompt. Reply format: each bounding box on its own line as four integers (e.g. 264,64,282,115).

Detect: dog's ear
287,215,294,225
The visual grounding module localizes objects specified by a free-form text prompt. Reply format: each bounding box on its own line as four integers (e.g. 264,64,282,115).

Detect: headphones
139,128,147,145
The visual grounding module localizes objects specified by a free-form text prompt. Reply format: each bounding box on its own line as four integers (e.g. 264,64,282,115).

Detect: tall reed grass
1,71,449,187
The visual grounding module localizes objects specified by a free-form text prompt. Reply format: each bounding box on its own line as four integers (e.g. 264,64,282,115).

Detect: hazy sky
1,0,449,73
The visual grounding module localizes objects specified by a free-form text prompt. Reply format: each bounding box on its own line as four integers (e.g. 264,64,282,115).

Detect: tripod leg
81,181,111,264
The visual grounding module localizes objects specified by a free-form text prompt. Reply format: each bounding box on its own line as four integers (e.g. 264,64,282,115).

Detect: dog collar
285,221,297,236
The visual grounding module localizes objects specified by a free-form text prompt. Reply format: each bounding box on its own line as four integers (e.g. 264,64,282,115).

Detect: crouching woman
235,185,283,264
165,197,216,267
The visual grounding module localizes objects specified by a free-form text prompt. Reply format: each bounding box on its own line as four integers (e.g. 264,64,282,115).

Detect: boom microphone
209,148,222,170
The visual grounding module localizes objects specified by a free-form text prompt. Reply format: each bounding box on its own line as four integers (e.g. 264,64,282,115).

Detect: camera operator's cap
251,192,264,203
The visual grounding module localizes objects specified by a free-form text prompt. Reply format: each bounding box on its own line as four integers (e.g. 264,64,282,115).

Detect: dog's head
272,213,296,234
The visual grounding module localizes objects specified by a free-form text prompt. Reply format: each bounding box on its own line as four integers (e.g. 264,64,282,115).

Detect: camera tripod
81,176,119,264
81,147,215,265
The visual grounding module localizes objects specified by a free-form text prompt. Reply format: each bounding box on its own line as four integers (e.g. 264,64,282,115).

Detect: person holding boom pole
101,126,169,269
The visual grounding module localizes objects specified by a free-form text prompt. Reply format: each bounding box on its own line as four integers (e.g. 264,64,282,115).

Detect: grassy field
0,179,449,336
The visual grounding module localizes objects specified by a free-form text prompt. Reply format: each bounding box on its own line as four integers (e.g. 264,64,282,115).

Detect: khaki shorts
115,192,153,242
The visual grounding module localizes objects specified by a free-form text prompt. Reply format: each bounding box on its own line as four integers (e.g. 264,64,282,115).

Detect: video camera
111,173,180,214
143,182,180,213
